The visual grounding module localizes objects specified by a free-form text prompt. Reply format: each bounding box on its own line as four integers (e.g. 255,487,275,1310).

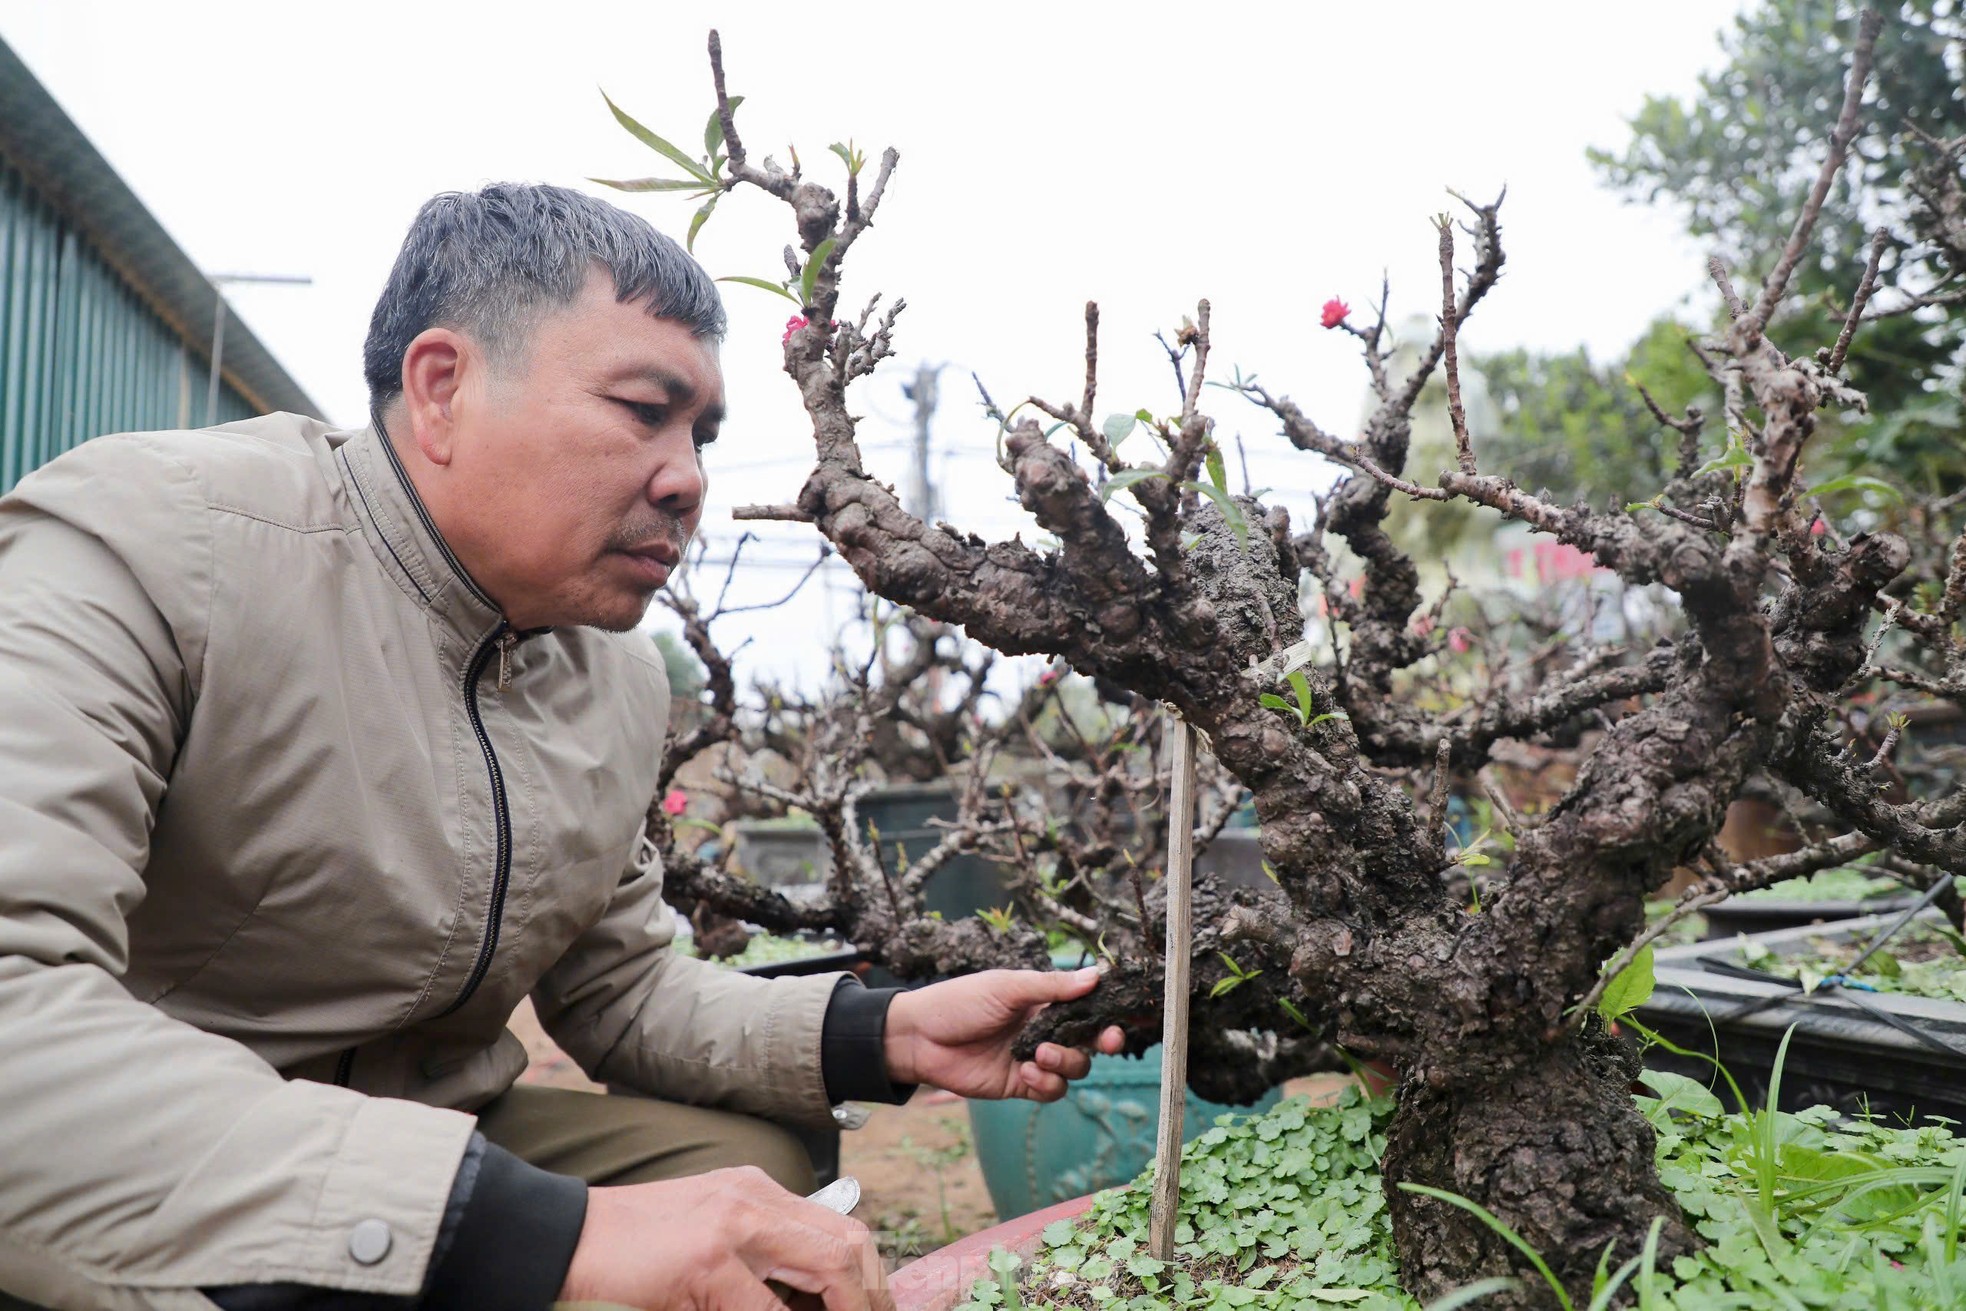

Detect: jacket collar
337,420,507,647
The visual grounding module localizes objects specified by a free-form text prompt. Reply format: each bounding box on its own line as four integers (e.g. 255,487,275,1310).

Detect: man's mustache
605,514,694,560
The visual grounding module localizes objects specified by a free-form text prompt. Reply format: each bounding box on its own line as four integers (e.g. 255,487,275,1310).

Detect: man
0,182,1120,1311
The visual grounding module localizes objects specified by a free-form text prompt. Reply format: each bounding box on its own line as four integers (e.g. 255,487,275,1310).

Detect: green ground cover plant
957,1074,1966,1311
1742,866,1908,903
682,930,849,969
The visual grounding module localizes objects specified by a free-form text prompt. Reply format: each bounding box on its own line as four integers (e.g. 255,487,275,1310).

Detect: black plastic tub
1700,894,1921,940
1635,913,1966,1124
735,946,867,980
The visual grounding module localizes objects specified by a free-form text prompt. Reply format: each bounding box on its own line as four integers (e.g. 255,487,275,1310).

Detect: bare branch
1436,214,1476,475
732,503,815,523
1744,8,1884,336
1825,228,1890,374
1708,255,1747,321
1424,737,1453,862
1572,830,1879,1025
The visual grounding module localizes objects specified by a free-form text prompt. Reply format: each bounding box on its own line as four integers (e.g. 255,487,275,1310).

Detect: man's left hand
883,967,1126,1101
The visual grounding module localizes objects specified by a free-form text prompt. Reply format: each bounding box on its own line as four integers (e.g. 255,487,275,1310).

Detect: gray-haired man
0,183,1119,1311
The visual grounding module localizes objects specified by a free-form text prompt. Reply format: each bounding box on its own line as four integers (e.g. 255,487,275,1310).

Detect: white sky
0,0,1744,692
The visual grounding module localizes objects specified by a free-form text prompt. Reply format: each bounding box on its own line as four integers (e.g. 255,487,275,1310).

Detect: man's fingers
1034,1042,1092,1081
1017,1060,1070,1101
713,1260,799,1311
735,1206,885,1311
990,964,1104,1009
1096,1024,1125,1055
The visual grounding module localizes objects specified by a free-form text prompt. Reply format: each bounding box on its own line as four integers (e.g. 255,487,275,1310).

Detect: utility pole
896,362,945,696
204,272,312,424
899,362,943,522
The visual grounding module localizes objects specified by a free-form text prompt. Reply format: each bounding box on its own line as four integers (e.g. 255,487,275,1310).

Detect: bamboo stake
1149,713,1197,1261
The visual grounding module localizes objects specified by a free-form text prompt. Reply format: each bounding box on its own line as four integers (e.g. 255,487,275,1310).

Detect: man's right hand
557,1166,893,1311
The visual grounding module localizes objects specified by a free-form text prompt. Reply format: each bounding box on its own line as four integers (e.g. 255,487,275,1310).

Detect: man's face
440,271,722,632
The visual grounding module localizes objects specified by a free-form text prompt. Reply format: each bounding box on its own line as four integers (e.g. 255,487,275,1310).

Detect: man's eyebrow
631,368,725,426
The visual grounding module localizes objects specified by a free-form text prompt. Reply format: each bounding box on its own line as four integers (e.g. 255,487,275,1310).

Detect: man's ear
398,328,469,467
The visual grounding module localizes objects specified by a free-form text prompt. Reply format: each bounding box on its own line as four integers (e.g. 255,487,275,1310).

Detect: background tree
1473,316,1715,509
1593,0,1966,500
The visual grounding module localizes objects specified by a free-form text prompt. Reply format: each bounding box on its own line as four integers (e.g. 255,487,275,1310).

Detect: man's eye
620,400,667,426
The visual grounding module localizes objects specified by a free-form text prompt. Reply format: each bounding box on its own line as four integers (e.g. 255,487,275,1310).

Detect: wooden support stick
1149,714,1197,1261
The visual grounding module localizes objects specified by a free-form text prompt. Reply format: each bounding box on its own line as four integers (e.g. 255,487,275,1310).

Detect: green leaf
1304,712,1347,729
1097,468,1167,502
1422,1279,1520,1311
1185,479,1249,547
828,140,865,176
685,195,720,252
1209,976,1243,998
587,175,708,193
1693,439,1752,477
799,236,837,308
601,91,711,182
1042,1220,1077,1247
1259,693,1296,714
1102,413,1137,448
1205,444,1228,495
716,275,800,304
704,96,743,156
1636,1069,1723,1121
1286,670,1315,721
1805,472,1903,503
1596,943,1656,1024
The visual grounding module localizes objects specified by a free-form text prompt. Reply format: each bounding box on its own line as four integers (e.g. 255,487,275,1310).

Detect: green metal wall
0,159,253,493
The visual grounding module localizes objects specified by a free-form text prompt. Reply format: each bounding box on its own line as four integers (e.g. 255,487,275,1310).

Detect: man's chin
538,586,656,634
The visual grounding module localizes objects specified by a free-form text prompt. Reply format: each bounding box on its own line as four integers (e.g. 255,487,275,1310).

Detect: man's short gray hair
362,182,725,408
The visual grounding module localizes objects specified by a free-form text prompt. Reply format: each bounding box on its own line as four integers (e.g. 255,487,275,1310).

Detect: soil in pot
931,1080,1966,1310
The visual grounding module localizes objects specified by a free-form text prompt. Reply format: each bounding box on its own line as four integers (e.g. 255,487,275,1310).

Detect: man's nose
647,440,706,512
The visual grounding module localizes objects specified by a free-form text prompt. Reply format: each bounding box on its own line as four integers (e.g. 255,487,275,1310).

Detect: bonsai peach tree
609,12,1966,1304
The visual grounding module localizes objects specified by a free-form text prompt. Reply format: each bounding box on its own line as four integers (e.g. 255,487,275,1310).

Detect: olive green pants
474,1084,819,1193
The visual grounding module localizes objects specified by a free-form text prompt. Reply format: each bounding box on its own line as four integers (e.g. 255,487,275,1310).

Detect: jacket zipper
332,1047,356,1086
434,620,516,1018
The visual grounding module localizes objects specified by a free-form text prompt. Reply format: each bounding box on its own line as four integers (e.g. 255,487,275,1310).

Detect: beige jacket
0,415,843,1310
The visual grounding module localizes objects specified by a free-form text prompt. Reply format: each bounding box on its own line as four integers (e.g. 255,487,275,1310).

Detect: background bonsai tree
608,12,1966,1303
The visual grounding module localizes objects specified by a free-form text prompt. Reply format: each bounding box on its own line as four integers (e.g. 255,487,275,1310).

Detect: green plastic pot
965,1048,1281,1220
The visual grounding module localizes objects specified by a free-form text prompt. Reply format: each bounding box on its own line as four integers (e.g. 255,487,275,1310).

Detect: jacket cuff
421,1138,588,1311
821,978,916,1105
203,1135,585,1311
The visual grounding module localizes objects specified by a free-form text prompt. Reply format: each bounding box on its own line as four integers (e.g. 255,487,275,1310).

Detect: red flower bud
1321,298,1350,330
661,788,688,816
782,314,809,345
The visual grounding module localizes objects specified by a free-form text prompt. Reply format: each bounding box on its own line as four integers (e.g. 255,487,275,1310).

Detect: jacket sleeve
0,438,477,1310
530,832,849,1129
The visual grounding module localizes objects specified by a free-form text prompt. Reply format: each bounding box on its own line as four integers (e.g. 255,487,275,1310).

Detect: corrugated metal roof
0,35,320,419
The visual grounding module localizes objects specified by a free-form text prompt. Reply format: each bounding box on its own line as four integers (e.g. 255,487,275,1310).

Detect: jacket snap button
348,1218,393,1265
